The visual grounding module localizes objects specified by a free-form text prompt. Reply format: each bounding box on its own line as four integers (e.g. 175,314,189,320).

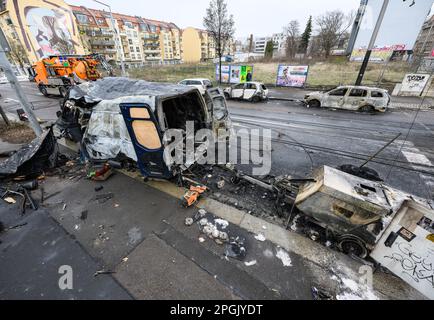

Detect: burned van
56,77,232,179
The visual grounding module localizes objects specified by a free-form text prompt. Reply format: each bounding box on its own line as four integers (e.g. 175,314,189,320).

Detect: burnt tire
59,86,68,98
308,99,321,108
359,105,375,113
251,96,261,103
338,236,368,259
39,85,48,97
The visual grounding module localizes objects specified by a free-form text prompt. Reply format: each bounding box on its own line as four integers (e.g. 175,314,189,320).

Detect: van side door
120,103,171,179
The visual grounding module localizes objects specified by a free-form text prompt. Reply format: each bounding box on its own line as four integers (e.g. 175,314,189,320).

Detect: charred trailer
295,166,433,260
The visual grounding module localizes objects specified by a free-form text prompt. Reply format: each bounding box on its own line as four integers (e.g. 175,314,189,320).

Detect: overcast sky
69,0,361,37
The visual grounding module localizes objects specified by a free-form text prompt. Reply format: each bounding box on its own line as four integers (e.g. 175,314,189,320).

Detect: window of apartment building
128,39,133,45
133,31,138,37
149,25,157,33
131,54,136,60
130,46,134,52
125,21,133,28
75,13,89,25
136,47,140,52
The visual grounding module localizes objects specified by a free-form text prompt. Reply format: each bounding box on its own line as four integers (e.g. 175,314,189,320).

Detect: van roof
69,77,199,103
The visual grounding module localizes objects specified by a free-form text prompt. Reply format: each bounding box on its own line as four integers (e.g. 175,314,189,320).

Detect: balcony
90,39,116,46
144,49,161,54
143,34,160,40
146,56,162,61
86,30,114,37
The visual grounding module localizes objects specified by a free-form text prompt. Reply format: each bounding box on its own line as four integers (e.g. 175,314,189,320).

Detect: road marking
4,98,19,103
419,122,434,136
401,151,433,166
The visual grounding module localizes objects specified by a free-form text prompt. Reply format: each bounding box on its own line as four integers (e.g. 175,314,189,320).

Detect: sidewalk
0,162,425,300
267,87,434,110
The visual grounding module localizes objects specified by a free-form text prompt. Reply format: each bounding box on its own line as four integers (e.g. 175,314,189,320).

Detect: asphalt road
228,98,434,200
1,82,433,199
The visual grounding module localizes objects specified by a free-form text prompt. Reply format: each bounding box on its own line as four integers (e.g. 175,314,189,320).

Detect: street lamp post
355,0,390,86
93,0,126,77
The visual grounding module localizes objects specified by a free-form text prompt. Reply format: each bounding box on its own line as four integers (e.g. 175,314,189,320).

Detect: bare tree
6,36,29,68
284,20,300,59
204,0,235,84
315,10,354,58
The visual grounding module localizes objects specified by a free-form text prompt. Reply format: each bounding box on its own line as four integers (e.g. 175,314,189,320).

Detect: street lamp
93,0,126,76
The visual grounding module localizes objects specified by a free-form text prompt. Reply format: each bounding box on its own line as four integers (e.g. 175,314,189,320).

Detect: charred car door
204,88,232,140
120,103,171,179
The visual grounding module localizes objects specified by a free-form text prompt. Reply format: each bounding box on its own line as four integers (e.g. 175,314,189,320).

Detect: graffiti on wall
26,7,77,57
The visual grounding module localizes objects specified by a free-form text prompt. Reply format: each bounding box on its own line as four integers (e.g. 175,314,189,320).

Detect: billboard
350,44,406,63
351,0,433,52
276,65,309,88
216,65,253,84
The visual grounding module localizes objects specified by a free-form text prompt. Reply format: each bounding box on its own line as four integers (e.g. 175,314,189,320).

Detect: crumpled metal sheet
68,77,196,103
0,128,58,176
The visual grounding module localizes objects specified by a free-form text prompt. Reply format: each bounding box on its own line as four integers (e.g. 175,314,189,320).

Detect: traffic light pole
0,30,42,136
355,0,389,86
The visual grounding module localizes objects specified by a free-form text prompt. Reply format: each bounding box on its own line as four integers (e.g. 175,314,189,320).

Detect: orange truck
30,54,111,97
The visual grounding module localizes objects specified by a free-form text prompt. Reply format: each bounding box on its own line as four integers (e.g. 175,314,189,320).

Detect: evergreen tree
265,40,274,60
299,16,312,54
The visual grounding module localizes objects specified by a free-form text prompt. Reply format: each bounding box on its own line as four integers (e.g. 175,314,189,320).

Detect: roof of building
69,5,180,31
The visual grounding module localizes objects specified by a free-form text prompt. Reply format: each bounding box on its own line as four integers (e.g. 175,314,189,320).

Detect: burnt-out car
56,77,233,180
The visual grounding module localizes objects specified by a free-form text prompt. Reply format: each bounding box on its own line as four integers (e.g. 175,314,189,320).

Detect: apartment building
182,27,217,63
0,0,85,65
414,14,434,58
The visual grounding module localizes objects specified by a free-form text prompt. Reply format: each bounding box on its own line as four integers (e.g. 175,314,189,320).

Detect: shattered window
329,88,348,96
212,97,227,121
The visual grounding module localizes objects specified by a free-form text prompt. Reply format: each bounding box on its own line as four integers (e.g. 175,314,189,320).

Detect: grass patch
0,122,36,144
127,60,411,89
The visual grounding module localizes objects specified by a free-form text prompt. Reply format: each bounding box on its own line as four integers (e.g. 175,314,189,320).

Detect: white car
224,82,269,102
304,85,390,112
178,78,213,95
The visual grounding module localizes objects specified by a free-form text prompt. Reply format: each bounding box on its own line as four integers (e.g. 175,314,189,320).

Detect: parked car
224,82,269,102
304,85,391,112
178,78,213,95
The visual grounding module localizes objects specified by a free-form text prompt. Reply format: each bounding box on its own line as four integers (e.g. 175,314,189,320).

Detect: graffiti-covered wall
3,0,85,63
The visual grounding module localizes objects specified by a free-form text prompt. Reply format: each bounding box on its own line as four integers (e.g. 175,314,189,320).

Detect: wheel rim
340,239,368,258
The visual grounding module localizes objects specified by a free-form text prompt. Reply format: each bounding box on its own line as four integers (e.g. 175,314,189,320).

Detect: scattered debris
254,233,266,242
244,260,257,267
181,185,207,207
184,217,194,226
89,163,113,181
122,257,129,263
225,237,247,261
62,203,67,211
198,237,206,243
80,210,88,221
216,179,225,190
95,193,114,204
214,218,229,229
94,270,116,277
3,197,16,204
312,286,334,300
0,127,58,178
95,186,104,192
276,248,292,267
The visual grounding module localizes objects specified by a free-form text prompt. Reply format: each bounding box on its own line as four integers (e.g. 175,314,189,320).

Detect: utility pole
0,29,42,136
355,0,390,86
94,0,126,77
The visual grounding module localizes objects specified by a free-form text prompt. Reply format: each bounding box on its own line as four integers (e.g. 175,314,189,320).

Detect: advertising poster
230,65,241,83
276,65,309,88
215,65,230,83
216,65,253,84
